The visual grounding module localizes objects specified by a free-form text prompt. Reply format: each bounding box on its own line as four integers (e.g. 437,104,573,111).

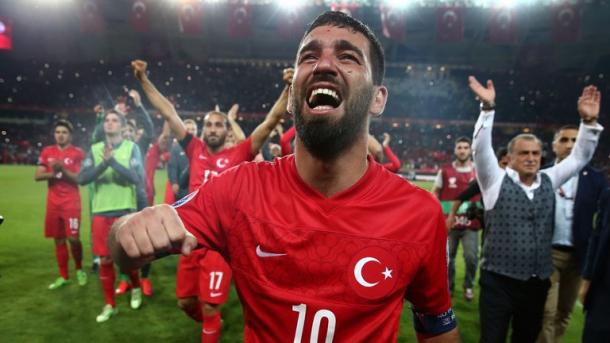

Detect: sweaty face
509,139,542,179
454,142,471,163
552,128,577,162
290,25,378,160
54,126,71,146
203,113,227,149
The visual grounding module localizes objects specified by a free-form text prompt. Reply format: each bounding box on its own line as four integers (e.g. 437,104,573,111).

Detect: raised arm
367,134,384,162
248,68,293,155
542,85,604,188
131,60,186,141
469,76,504,210
280,125,295,155
382,133,401,172
227,104,246,143
130,89,155,151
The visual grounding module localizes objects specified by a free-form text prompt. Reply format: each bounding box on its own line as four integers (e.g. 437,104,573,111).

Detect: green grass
0,165,583,342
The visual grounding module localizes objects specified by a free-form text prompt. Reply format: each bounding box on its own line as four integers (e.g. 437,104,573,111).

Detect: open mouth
306,87,342,111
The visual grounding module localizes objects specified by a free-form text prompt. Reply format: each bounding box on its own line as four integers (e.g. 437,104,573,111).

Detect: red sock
128,269,141,288
202,313,222,343
100,262,116,307
69,241,83,270
55,243,69,279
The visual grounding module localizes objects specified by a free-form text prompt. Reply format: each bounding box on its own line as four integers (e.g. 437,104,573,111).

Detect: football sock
128,269,141,288
100,262,116,307
55,242,69,279
69,240,83,270
202,313,222,343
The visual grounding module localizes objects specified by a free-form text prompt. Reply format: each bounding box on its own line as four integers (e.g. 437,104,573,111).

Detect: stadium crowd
3,9,610,343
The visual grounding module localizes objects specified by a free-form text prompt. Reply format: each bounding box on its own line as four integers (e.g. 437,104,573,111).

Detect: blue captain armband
411,307,456,336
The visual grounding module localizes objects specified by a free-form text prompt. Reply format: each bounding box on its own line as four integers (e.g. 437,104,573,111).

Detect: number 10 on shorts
292,303,336,343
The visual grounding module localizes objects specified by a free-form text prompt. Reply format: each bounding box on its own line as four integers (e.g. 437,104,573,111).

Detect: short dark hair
455,136,471,146
304,11,385,85
104,110,126,127
553,124,579,141
55,119,73,133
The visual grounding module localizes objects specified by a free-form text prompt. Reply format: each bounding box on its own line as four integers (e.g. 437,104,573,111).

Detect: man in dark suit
580,187,610,342
540,125,608,343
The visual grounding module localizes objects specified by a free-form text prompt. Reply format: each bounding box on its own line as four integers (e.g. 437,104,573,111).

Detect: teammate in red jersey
111,12,459,342
35,120,87,290
131,59,292,342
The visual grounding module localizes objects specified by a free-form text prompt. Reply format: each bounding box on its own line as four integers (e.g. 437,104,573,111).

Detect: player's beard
204,133,226,150
292,85,373,161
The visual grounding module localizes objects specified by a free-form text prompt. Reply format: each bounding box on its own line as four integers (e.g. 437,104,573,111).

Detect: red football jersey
181,133,255,191
38,145,84,210
175,155,453,342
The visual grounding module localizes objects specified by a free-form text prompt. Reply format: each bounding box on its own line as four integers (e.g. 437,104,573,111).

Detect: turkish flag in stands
489,8,517,44
436,7,463,42
552,3,581,43
80,0,105,33
0,17,12,50
228,2,252,38
380,6,406,42
178,0,203,35
129,0,150,33
278,9,304,40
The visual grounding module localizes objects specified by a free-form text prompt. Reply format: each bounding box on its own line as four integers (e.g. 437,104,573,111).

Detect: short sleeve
38,148,48,167
173,167,239,256
179,133,201,161
405,210,455,336
234,137,255,162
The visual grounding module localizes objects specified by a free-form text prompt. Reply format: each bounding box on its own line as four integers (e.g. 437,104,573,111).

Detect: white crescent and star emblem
348,247,398,300
216,158,229,169
354,257,381,288
0,21,5,34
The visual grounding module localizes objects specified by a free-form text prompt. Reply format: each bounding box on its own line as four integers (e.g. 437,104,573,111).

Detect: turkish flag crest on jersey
348,247,398,299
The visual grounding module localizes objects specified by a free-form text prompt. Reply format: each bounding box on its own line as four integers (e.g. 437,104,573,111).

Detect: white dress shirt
472,110,603,211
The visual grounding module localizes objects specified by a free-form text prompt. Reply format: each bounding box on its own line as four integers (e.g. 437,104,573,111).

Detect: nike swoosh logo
210,292,223,297
202,328,217,334
256,245,287,258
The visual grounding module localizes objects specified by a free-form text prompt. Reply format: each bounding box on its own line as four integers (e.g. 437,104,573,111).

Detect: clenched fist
110,204,198,270
131,60,148,82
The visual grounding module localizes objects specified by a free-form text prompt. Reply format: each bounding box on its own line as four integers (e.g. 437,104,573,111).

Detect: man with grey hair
469,77,603,343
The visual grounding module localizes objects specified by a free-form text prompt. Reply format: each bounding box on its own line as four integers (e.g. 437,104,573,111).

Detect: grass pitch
0,165,584,342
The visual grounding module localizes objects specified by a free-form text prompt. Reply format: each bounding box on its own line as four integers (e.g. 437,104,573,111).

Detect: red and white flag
80,0,105,33
129,0,150,33
178,0,203,35
0,17,12,50
380,6,406,42
489,8,517,44
552,3,581,43
228,2,252,38
436,7,463,42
